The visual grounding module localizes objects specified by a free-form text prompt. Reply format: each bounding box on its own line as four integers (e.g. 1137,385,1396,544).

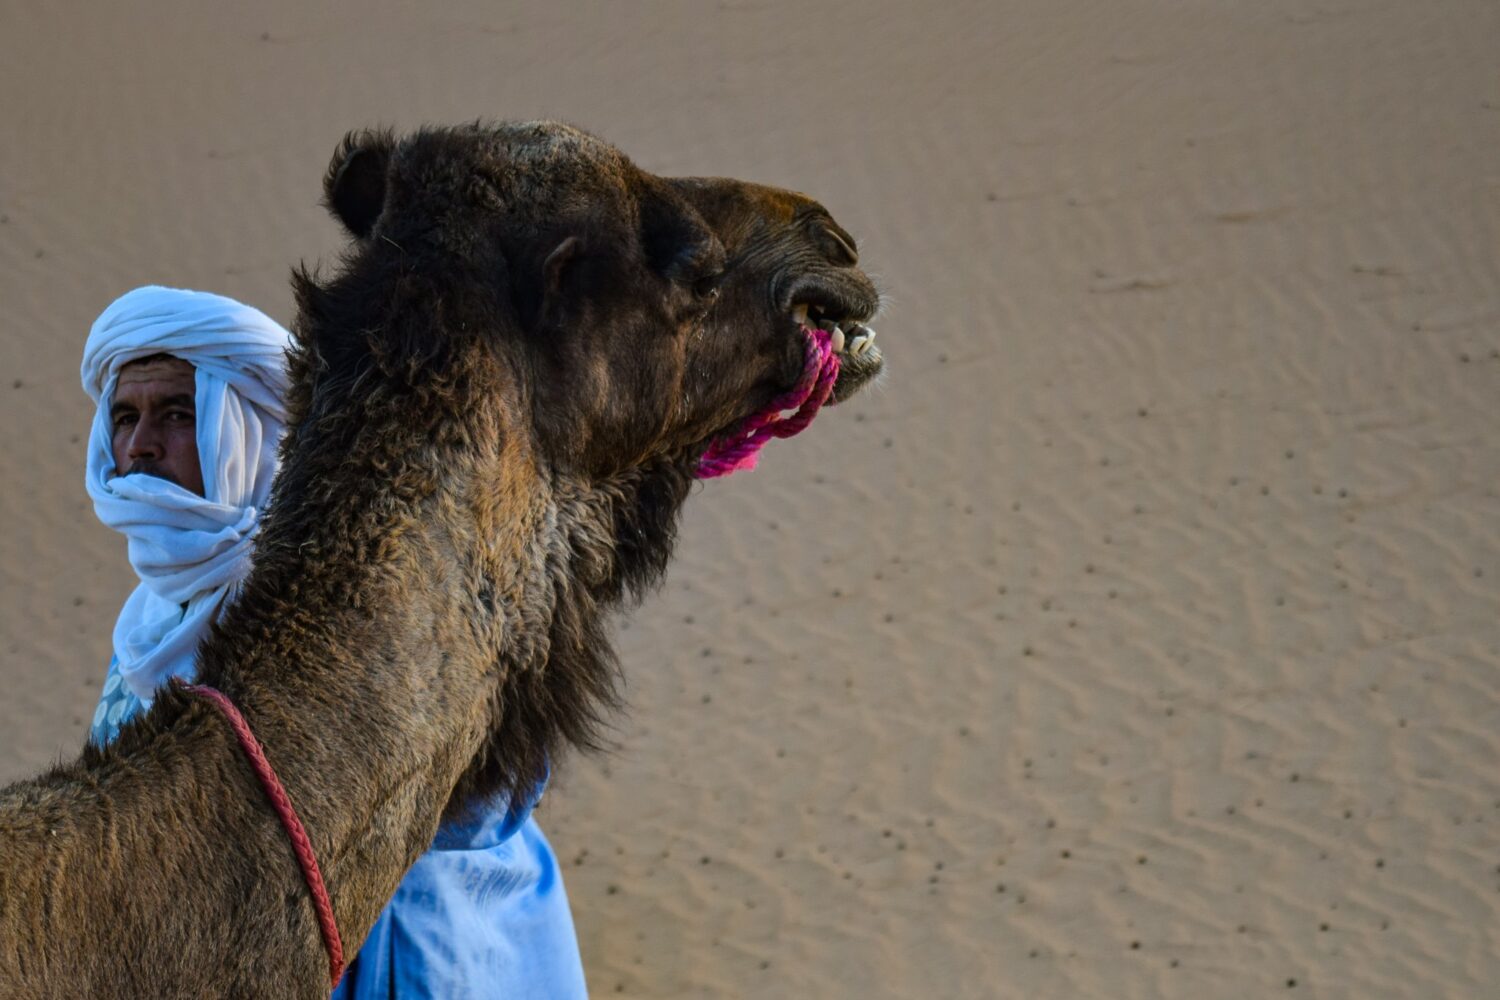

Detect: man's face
110,355,205,496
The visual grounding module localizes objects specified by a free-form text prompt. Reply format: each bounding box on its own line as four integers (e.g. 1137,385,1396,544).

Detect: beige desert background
3,1,1499,997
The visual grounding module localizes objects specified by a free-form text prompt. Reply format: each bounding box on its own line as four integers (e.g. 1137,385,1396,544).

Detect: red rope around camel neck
696,324,841,478
173,679,345,988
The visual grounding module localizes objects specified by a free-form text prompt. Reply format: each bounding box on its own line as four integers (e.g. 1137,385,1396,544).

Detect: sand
3,1,1498,996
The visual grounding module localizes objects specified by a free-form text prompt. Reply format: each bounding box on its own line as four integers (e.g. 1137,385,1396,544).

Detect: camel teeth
791,303,810,326
829,325,846,354
849,333,869,355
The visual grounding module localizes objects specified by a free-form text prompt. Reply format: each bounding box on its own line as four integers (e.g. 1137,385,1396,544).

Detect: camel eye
693,270,723,301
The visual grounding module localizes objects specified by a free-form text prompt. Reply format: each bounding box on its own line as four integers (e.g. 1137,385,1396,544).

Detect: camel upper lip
779,277,879,327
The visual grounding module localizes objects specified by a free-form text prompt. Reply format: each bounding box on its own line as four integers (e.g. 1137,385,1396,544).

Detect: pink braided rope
696,325,841,478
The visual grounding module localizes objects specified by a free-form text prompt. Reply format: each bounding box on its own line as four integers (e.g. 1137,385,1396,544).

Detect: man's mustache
122,462,182,488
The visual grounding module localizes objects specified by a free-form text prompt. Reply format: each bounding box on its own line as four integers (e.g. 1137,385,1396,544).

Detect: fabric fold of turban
81,286,293,704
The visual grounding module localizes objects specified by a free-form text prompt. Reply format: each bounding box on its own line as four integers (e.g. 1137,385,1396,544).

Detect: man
83,286,588,998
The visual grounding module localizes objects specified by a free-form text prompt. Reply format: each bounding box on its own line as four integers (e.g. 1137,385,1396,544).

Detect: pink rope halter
696,324,841,478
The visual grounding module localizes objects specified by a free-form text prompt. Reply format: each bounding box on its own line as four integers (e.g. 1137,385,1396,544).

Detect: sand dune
3,1,1498,996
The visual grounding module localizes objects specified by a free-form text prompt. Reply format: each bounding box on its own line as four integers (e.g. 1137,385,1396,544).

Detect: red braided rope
174,680,345,988
696,325,841,478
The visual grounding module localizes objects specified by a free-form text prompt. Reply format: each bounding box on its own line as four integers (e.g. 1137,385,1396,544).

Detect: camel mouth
787,301,884,405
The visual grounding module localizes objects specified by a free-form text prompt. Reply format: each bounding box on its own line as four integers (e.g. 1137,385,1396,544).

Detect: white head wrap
81,286,293,704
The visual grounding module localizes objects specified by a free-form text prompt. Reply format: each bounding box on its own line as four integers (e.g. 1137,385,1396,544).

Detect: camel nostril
816,223,859,267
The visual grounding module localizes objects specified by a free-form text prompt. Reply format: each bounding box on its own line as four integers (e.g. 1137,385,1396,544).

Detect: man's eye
167,410,195,423
112,414,137,429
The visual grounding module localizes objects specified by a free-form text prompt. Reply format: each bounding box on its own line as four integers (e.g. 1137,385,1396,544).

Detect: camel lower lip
827,345,883,404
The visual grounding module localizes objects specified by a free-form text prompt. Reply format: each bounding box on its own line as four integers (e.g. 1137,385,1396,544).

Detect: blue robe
91,656,589,999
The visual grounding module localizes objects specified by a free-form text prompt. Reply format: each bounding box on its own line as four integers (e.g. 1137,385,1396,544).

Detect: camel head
315,121,884,480
280,122,885,810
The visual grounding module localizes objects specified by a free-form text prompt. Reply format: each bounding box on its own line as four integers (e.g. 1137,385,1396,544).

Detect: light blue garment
89,657,588,999
89,656,148,747
332,794,588,1000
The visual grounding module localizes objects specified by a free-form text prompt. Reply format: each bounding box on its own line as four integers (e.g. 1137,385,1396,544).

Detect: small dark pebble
1130,941,1140,950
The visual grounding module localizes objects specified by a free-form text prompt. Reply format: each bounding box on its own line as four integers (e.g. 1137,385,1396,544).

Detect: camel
0,121,885,998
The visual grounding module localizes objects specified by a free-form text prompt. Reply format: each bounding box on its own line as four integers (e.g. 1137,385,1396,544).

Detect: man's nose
125,417,166,460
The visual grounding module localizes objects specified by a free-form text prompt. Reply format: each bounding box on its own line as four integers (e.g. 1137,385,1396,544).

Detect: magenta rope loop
696,325,841,478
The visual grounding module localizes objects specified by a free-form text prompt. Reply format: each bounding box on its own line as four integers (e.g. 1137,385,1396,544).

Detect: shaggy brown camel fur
0,121,884,998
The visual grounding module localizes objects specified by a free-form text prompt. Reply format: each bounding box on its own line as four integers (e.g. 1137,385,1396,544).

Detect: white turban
81,286,293,704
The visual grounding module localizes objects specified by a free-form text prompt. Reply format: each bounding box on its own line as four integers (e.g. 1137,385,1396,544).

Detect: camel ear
530,235,583,329
323,130,394,239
